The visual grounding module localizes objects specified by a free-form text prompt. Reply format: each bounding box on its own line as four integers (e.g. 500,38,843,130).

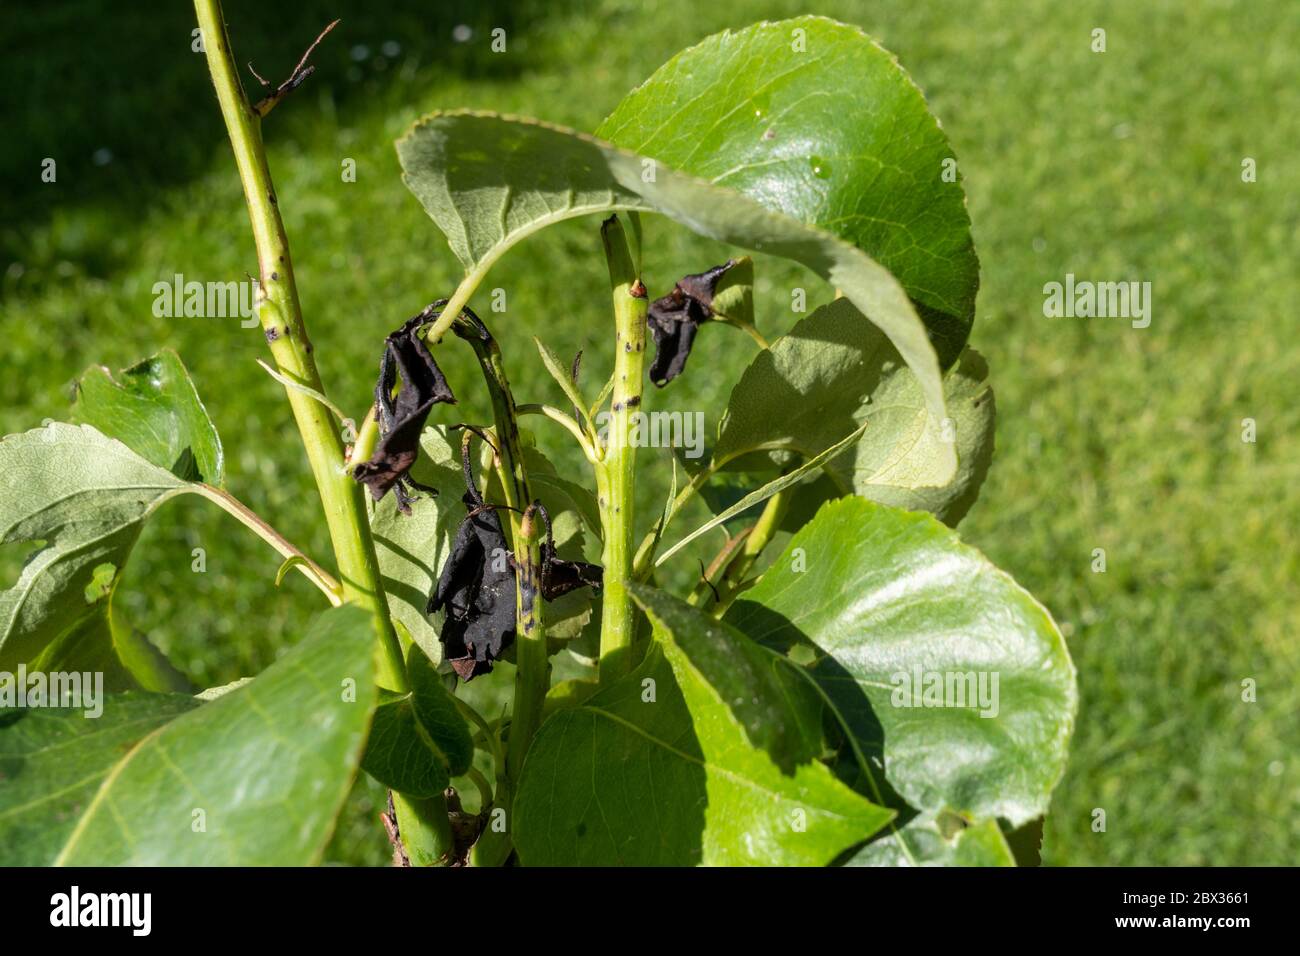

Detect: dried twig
249,18,340,117
381,791,410,867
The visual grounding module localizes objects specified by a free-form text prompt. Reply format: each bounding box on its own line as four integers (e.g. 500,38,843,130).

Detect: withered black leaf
354,306,456,513
425,452,604,681
538,539,603,601
647,260,737,386
426,445,514,681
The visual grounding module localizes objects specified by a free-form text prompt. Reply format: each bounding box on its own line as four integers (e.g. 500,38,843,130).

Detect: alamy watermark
152,273,260,327
50,886,151,936
594,409,705,459
0,665,103,718
1042,273,1151,328
889,666,1000,718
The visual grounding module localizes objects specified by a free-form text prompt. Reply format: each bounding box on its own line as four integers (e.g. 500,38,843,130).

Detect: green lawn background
1,0,1296,865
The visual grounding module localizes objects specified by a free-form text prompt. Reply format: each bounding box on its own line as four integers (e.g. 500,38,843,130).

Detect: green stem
632,464,714,579
596,215,648,684
506,505,545,782
192,0,453,866
463,766,494,811
345,406,380,472
516,404,598,462
454,316,544,863
708,488,790,614
193,484,341,603
193,0,404,692
390,791,453,867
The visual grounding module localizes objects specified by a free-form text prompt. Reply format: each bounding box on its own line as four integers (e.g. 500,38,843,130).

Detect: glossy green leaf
52,604,377,865
362,693,447,797
712,298,995,525
534,336,596,435
398,110,954,479
514,587,893,866
72,348,224,485
0,421,312,690
656,418,869,566
0,693,199,866
598,16,978,366
0,424,194,682
407,644,473,776
526,451,602,546
362,642,473,797
627,583,830,769
844,811,1015,867
726,497,1076,831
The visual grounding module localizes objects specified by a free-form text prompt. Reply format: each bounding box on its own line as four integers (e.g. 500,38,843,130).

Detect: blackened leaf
647,261,736,386
538,541,603,601
428,493,515,681
355,316,456,509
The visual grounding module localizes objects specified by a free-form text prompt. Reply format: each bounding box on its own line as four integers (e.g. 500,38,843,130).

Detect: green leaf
0,693,199,866
50,604,377,865
407,644,473,776
709,255,755,329
712,298,995,525
725,497,1076,831
362,694,446,798
72,349,224,485
370,425,464,663
598,16,979,366
32,605,191,695
844,812,1015,867
533,337,596,436
514,588,893,866
656,418,869,566
0,424,193,683
521,441,602,546
362,643,474,797
626,583,829,770
542,677,599,716
398,111,954,480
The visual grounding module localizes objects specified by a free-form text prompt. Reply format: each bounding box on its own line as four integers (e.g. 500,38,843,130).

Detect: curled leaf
427,504,515,682
426,439,515,681
354,309,457,512
426,443,604,680
536,518,603,602
647,260,738,386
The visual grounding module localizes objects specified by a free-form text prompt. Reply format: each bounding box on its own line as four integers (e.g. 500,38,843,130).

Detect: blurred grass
2,0,1296,866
